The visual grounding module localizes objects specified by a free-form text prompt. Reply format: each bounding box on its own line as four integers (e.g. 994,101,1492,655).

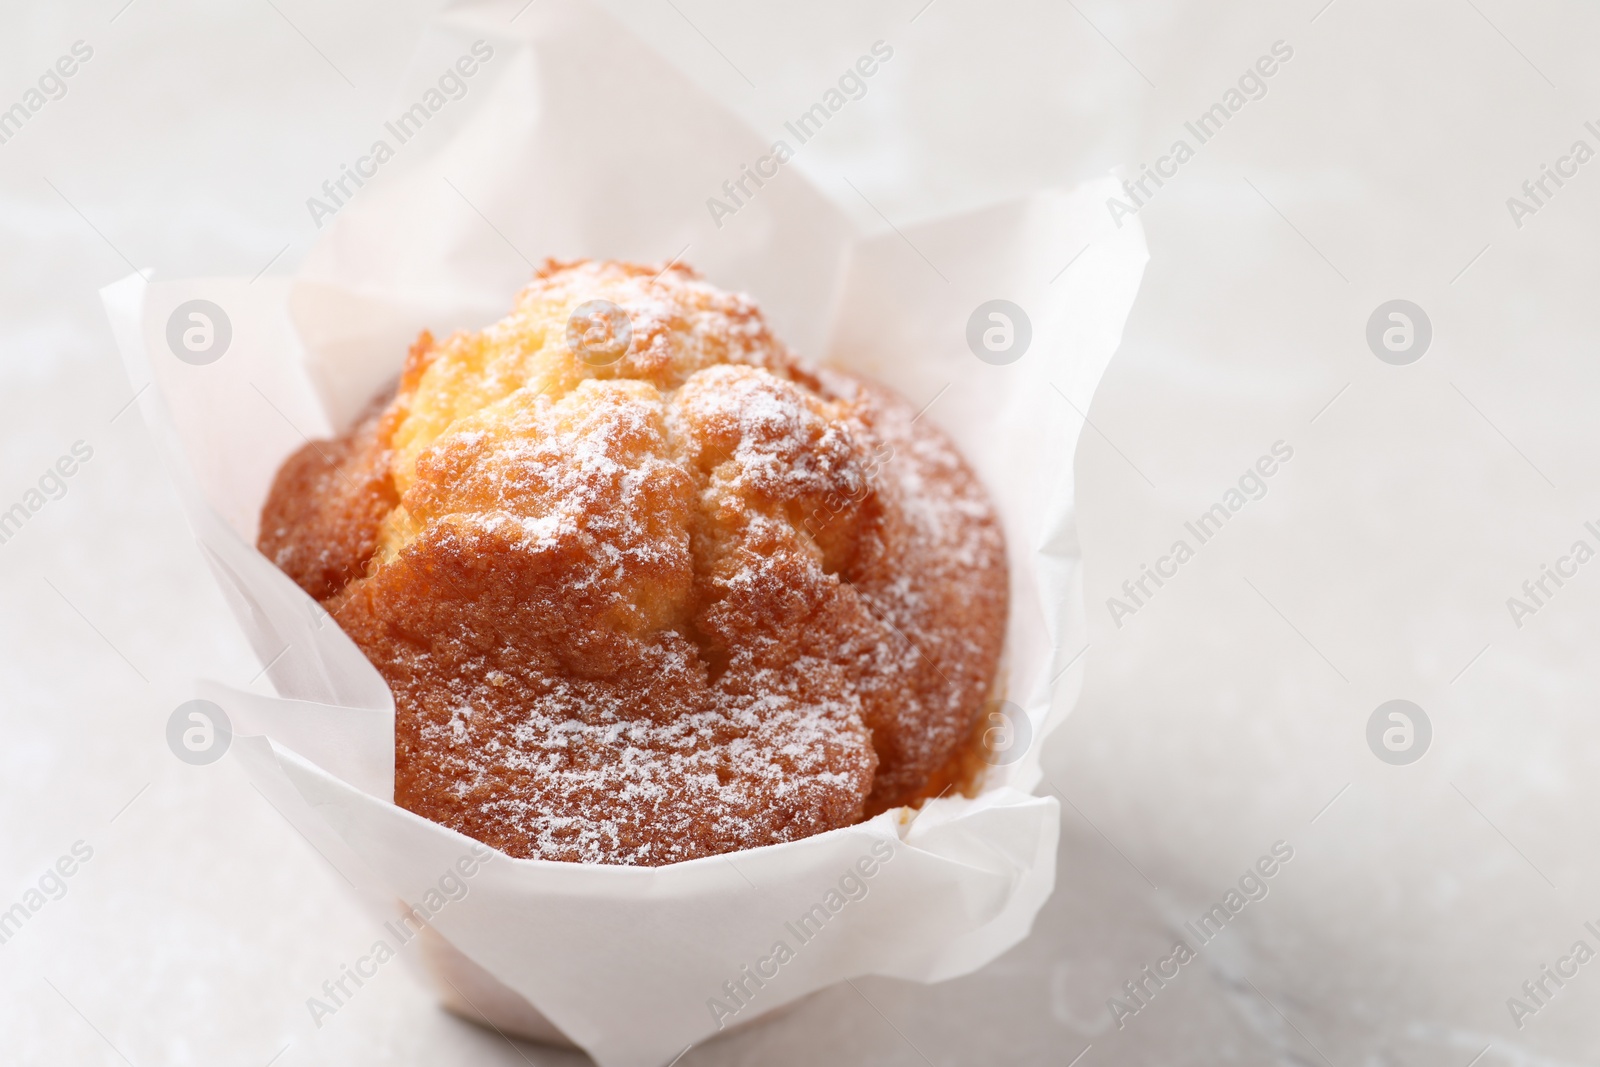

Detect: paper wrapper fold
101,2,1146,1063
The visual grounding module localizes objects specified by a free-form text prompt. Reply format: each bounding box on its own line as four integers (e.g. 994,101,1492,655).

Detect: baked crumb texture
259,260,1007,866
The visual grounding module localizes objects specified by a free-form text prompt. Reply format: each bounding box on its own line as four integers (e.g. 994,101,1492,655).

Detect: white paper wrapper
101,2,1146,1063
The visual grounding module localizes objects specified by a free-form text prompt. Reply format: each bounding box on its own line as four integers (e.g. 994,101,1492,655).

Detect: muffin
259,259,1007,866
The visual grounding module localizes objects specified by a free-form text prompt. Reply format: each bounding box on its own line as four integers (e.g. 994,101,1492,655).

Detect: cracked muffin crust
259,259,1007,865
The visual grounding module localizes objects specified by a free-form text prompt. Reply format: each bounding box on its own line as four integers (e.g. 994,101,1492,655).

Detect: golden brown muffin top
260,260,1007,865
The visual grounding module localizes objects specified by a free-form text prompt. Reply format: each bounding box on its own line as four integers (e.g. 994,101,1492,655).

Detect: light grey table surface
3,1,1599,1064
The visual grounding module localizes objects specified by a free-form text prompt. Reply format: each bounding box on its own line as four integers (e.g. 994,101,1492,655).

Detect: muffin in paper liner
99,1,1147,1062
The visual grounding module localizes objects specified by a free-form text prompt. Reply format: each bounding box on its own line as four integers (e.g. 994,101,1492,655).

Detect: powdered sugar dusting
261,259,1007,865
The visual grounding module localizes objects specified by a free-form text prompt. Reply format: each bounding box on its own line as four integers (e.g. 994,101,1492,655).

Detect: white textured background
3,1,1598,1064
